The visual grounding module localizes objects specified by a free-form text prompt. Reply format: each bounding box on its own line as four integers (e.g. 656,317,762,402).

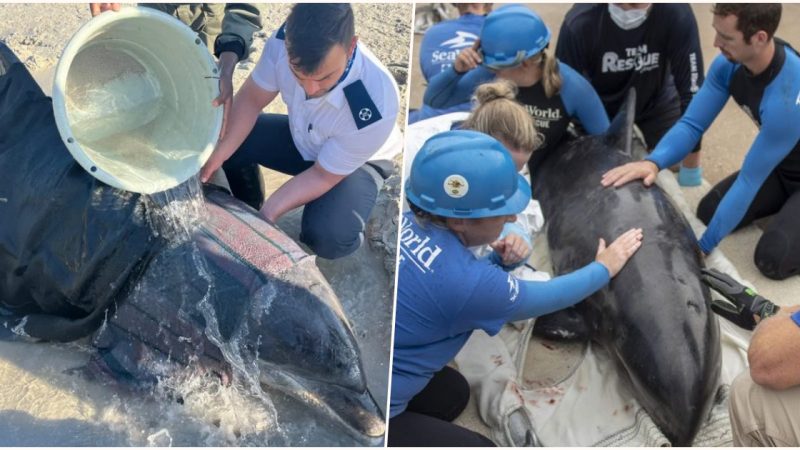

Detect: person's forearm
646,57,730,170
209,79,274,165
423,66,492,109
747,305,800,390
509,262,610,321
261,164,344,222
698,118,799,253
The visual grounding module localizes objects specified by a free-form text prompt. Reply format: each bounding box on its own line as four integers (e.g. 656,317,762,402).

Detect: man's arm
697,106,800,253
748,306,800,390
601,55,732,188
205,4,262,138
260,162,345,223
645,55,731,170
200,76,277,182
208,3,263,62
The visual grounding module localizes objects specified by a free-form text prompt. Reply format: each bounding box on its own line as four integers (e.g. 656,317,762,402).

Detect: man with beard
602,3,800,281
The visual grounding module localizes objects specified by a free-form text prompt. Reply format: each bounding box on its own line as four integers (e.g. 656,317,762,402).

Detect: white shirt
251,28,402,176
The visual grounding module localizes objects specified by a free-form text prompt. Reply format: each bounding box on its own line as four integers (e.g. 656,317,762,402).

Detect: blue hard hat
480,4,551,70
406,130,531,218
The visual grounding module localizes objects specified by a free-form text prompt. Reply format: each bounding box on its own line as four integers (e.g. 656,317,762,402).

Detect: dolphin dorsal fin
605,88,637,156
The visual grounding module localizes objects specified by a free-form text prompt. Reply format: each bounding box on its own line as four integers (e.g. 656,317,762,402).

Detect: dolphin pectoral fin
530,307,589,342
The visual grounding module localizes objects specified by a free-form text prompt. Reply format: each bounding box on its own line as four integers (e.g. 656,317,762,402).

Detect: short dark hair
712,3,782,43
285,3,355,74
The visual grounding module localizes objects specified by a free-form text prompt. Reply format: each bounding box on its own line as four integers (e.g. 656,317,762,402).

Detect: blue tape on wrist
791,310,800,328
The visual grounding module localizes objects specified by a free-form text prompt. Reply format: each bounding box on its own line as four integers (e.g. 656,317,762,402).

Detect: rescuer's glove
701,268,779,330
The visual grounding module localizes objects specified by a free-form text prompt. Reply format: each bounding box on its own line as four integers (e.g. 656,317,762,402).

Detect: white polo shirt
250,26,402,176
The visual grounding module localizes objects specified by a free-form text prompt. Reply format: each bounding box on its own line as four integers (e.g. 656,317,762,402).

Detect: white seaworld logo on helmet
443,174,469,198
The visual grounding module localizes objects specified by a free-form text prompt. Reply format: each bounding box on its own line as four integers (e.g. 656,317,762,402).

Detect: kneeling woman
389,130,643,446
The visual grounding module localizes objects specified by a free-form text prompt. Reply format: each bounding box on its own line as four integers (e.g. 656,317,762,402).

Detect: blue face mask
608,4,650,30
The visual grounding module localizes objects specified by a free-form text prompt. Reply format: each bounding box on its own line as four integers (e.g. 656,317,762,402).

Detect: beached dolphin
530,90,721,445
0,42,384,444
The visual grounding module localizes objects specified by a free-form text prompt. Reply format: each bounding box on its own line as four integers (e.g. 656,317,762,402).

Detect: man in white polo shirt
201,3,401,259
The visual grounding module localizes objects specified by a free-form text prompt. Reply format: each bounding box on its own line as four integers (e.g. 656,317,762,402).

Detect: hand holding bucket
53,7,223,194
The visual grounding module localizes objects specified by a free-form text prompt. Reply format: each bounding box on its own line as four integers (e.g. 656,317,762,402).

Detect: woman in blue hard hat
423,4,610,176
388,130,643,446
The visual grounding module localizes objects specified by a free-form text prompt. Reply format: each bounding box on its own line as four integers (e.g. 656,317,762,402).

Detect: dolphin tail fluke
605,88,637,156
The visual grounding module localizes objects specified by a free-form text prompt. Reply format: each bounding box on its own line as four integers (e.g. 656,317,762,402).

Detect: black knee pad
754,229,798,280
696,191,722,226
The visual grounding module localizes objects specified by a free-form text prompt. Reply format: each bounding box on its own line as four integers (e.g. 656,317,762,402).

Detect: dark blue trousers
222,114,390,260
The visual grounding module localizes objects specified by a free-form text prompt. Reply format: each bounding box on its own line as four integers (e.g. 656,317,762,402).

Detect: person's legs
754,189,800,279
299,164,383,259
637,93,702,183
729,371,800,446
388,366,495,446
637,95,684,152
222,114,313,210
696,170,787,230
406,366,470,421
388,411,496,447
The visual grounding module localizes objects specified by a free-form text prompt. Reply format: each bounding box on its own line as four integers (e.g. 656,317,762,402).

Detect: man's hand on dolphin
595,228,644,277
490,233,531,267
701,268,780,330
601,160,659,188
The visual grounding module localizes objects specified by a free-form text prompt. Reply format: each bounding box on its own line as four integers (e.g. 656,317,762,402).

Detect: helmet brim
406,173,532,219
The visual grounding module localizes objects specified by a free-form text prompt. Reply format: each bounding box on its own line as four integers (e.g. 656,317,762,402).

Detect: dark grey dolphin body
0,42,383,444
530,92,721,445
92,187,386,443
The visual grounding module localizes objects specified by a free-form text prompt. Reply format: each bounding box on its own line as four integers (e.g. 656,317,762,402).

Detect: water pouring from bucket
52,7,223,194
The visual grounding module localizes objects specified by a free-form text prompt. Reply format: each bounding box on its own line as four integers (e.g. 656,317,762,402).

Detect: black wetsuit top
517,82,570,171
556,3,704,119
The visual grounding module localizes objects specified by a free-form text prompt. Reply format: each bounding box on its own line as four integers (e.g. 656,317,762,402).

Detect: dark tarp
0,41,159,341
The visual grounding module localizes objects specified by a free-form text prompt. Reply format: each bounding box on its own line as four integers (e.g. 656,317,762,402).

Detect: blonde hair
540,50,562,98
463,79,539,153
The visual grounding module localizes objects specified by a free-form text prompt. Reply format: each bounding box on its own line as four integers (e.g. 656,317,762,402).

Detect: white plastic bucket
52,7,223,194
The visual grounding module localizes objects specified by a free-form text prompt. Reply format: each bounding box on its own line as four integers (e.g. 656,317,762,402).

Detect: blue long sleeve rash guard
391,212,609,417
646,41,800,254
410,13,486,124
